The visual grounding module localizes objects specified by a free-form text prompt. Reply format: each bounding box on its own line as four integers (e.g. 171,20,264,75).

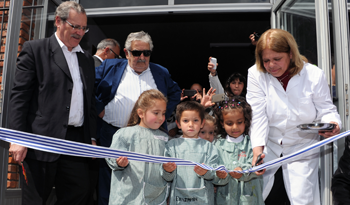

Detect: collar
94,55,103,62
226,134,244,143
180,136,200,140
55,32,84,53
127,63,150,75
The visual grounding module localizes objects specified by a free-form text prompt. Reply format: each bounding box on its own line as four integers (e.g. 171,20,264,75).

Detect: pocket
174,186,208,204
143,182,169,205
298,97,316,121
216,185,229,205
240,195,254,205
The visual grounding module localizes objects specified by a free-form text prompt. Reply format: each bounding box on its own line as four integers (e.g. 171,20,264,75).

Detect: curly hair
213,95,252,138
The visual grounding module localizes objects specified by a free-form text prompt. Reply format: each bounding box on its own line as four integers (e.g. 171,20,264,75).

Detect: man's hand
9,144,27,163
98,109,105,118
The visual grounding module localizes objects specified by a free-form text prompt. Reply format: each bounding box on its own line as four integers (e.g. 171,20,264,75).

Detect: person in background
207,58,246,98
198,113,216,142
95,30,181,205
91,38,121,205
106,89,170,205
93,38,121,67
8,2,96,204
247,28,341,205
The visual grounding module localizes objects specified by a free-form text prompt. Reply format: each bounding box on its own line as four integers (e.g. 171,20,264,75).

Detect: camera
254,32,261,41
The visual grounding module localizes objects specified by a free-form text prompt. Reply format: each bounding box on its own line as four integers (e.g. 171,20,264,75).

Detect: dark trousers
20,126,90,205
265,166,291,205
98,120,120,205
332,136,350,205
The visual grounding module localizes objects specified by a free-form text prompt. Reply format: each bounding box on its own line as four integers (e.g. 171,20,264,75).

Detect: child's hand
163,162,177,173
216,170,227,179
116,156,129,167
229,167,243,179
194,164,208,176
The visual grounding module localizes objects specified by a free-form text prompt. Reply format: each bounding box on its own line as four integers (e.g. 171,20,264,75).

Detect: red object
21,163,28,185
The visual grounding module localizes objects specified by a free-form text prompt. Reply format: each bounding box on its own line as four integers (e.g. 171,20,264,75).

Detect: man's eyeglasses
65,20,89,33
108,48,122,59
128,50,152,57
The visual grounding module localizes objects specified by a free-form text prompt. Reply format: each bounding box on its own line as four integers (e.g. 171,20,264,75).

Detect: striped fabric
103,64,157,127
1,128,349,174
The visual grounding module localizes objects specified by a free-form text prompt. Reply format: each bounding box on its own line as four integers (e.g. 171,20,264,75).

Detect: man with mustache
8,2,96,205
95,31,181,205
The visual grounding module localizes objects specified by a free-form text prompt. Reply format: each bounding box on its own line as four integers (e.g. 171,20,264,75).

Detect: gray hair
97,39,120,50
125,31,154,51
55,1,85,27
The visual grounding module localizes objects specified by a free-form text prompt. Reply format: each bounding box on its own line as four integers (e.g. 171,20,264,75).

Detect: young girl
198,113,216,142
213,96,264,205
106,89,170,205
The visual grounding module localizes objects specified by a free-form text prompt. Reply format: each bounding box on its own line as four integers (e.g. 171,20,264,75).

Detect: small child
198,113,216,142
162,101,221,205
213,96,264,205
106,89,170,205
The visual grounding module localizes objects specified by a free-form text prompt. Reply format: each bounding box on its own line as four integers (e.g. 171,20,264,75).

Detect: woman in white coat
246,29,341,205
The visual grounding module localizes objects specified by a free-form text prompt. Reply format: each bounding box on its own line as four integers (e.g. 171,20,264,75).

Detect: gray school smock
162,137,219,205
213,135,264,205
106,125,170,205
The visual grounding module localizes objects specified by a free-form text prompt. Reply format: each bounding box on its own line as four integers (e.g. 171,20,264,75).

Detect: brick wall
5,0,36,189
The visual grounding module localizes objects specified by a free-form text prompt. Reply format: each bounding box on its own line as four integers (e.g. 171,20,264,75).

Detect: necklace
277,74,289,86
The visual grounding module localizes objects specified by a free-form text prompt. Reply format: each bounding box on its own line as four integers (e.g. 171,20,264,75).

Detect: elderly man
95,30,181,205
93,38,121,67
8,2,96,205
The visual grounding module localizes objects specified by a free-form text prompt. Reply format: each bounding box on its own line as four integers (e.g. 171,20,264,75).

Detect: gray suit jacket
93,55,102,67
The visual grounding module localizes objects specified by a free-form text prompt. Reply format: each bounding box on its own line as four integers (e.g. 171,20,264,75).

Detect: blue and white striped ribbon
0,127,349,173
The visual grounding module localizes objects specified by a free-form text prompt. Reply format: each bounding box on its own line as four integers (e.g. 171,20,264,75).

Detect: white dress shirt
94,55,103,63
103,64,157,127
55,33,84,126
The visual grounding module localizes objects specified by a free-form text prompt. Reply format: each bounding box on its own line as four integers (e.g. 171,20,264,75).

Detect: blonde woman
247,29,341,205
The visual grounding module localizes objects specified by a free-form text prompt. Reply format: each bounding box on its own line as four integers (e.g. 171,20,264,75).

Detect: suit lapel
50,35,72,81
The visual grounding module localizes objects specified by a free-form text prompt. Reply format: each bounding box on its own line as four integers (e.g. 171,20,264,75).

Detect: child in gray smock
161,101,225,205
213,96,264,205
106,90,170,205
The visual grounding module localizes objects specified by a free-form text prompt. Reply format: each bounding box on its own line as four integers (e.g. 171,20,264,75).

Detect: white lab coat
246,63,342,205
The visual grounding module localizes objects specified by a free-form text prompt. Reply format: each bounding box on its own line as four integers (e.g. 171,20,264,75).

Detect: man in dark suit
93,38,121,67
95,31,181,205
8,2,96,205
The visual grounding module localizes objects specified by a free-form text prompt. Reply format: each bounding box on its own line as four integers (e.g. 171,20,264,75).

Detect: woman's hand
192,90,202,102
252,146,266,175
180,89,188,101
229,167,243,179
163,162,177,173
249,33,257,46
116,156,129,167
319,121,340,138
208,57,218,76
200,87,216,108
